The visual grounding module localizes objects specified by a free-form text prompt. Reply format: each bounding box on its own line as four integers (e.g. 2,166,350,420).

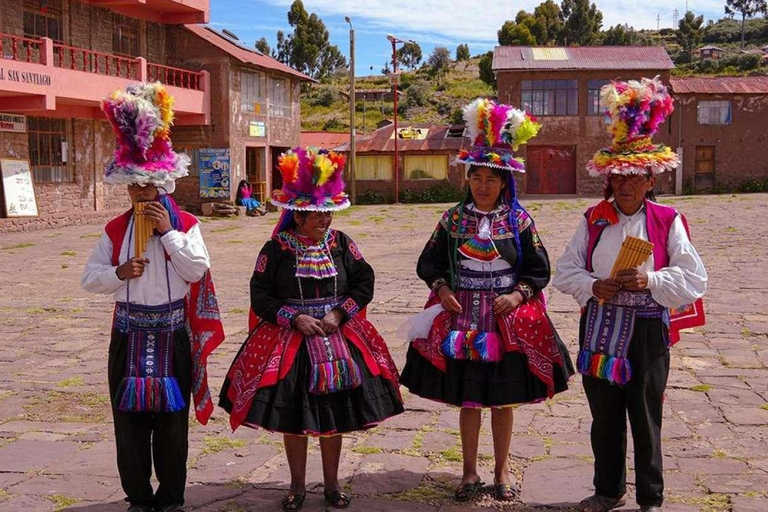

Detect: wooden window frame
112,13,141,58
268,76,292,118
587,79,610,116
697,100,732,125
27,116,72,183
404,155,449,180
521,80,579,116
23,0,64,43
240,71,265,114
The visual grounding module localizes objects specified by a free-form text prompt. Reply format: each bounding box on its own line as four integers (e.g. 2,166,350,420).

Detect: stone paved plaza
1,194,767,512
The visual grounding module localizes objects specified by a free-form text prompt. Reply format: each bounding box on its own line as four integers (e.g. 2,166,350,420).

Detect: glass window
112,13,140,57
521,80,579,116
175,147,201,177
268,77,291,118
23,0,63,42
241,71,265,114
356,156,392,180
587,80,610,115
697,100,732,125
404,155,449,180
28,117,71,183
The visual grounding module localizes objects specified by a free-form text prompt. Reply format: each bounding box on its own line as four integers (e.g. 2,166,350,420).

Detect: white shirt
81,217,211,306
553,205,707,309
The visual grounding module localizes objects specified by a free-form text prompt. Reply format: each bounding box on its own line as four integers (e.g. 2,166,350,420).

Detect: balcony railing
0,32,204,91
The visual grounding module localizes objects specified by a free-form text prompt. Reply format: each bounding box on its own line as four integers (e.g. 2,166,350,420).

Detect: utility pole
345,16,356,204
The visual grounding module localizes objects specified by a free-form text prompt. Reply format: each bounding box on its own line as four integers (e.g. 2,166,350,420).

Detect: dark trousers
580,313,670,507
109,329,192,508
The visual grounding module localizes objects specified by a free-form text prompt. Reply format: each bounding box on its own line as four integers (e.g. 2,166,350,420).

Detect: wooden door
694,146,715,190
526,146,577,194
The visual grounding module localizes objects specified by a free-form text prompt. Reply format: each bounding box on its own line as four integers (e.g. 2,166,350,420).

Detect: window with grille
241,71,265,114
587,80,610,116
404,155,449,180
521,80,578,116
27,117,71,183
23,0,63,42
356,156,392,180
269,77,292,117
697,101,731,125
112,13,140,57
175,147,201,177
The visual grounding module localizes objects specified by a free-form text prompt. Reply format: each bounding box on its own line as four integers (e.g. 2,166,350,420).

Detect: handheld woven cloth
101,82,190,189
456,98,541,173
587,76,679,177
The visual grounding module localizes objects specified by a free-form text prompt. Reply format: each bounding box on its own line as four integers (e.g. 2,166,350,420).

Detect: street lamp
345,16,356,204
386,34,415,203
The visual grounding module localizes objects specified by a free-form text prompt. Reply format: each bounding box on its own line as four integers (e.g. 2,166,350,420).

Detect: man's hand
615,269,649,291
143,202,173,234
592,278,622,301
116,257,149,280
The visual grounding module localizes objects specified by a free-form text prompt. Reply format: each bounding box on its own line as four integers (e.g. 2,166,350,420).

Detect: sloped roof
300,132,350,151
336,123,470,153
670,76,768,94
493,46,674,71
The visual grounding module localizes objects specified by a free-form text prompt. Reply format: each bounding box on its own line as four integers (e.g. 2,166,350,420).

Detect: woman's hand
615,269,649,291
592,278,621,301
293,314,326,336
320,310,343,334
494,291,524,315
437,285,462,313
143,202,173,234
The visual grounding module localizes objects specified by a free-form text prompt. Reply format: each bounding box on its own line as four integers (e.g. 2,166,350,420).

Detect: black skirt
219,339,404,435
400,322,574,408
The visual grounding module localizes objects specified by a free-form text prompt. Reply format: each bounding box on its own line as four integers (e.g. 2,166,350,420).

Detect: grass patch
0,488,10,500
79,233,101,239
692,384,713,393
211,226,240,233
712,449,728,459
385,482,452,503
667,493,730,512
440,444,463,462
24,391,110,423
1,242,35,250
61,264,69,269
56,376,85,388
226,240,244,244
348,220,362,226
47,494,78,511
60,251,77,257
760,404,768,411
351,445,381,455
202,436,246,455
229,308,248,315
724,227,738,233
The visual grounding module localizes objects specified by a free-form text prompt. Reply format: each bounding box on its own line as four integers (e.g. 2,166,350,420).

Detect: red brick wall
670,93,768,191
496,69,673,196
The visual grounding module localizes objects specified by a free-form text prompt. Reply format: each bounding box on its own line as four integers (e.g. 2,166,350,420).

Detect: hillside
301,57,493,133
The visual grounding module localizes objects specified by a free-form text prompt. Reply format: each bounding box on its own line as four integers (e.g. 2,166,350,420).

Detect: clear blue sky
210,1,729,76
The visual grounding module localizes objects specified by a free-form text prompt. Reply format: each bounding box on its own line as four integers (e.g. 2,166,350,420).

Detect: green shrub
314,86,339,107
737,179,768,193
357,189,389,205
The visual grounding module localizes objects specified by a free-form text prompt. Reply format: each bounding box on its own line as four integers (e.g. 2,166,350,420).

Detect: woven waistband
114,299,186,333
284,297,340,319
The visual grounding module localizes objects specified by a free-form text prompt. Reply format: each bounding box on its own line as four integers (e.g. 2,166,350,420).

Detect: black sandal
324,489,352,509
494,482,519,502
455,479,484,502
281,492,306,512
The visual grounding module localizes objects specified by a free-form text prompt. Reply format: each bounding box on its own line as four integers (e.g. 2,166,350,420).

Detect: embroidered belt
284,297,340,320
457,267,516,293
114,299,186,333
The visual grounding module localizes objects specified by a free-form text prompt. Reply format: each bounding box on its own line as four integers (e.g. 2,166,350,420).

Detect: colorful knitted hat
101,82,190,192
456,98,541,173
587,76,679,177
271,147,349,211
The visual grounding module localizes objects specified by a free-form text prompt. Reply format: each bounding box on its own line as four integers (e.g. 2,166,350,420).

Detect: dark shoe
280,492,306,512
494,482,519,502
454,478,484,502
155,504,183,512
324,489,352,509
640,507,662,512
578,494,627,512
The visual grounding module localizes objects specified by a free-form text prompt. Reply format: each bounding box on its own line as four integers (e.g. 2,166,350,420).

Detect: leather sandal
455,478,484,502
324,489,352,509
281,492,306,512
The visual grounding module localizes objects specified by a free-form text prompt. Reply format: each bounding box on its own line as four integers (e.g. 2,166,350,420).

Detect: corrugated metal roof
699,45,725,51
299,132,350,151
670,76,768,94
335,124,470,153
493,46,674,71
183,25,312,82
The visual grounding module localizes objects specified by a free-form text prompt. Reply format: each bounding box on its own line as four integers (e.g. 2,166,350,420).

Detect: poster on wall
198,148,231,199
1,158,38,217
248,121,266,137
0,113,27,133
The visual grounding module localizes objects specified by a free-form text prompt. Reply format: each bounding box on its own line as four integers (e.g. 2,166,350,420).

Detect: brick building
493,46,675,196
335,123,470,201
167,25,311,209
669,76,768,192
0,0,209,232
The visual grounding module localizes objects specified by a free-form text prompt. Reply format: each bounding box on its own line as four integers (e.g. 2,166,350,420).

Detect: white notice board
1,158,38,217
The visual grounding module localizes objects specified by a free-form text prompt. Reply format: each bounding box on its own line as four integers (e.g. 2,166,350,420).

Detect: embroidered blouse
417,203,551,295
251,229,374,329
553,204,707,309
81,220,211,306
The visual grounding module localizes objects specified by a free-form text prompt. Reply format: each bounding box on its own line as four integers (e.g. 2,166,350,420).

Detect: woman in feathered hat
399,98,573,503
553,77,707,512
82,82,224,512
219,148,403,511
